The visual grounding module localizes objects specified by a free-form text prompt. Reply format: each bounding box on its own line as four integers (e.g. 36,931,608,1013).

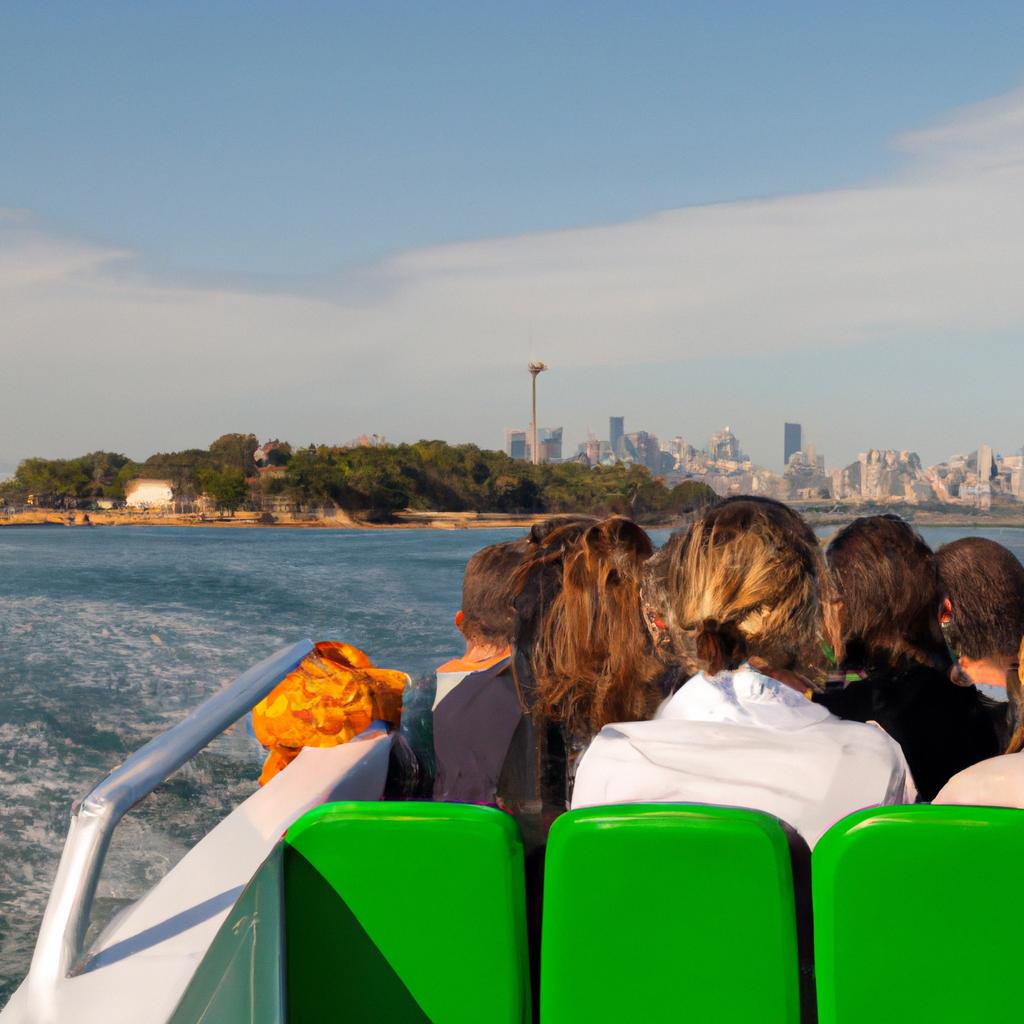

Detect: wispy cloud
3,85,1024,460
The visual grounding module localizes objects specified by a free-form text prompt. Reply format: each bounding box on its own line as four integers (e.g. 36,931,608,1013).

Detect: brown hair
460,540,530,646
936,537,1024,660
1008,637,1024,755
651,500,823,677
826,514,948,671
514,516,662,736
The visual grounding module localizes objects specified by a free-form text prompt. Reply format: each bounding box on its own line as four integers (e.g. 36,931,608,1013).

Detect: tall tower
978,443,994,481
528,362,548,465
784,422,802,466
609,416,624,459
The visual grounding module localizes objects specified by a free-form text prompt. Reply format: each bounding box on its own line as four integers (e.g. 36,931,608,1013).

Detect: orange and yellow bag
252,641,407,785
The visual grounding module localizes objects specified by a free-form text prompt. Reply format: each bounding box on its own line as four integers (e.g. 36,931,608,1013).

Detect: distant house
125,479,174,510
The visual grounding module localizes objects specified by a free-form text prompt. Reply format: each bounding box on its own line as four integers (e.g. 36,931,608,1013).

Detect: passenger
936,537,1024,695
572,501,915,849
816,515,1001,800
501,514,662,1019
431,539,529,803
497,515,663,842
936,636,1024,806
640,495,820,694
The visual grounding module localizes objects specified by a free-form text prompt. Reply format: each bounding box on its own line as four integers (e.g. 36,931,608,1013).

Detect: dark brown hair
826,514,948,671
936,537,1024,660
513,515,662,736
460,540,530,645
650,500,824,677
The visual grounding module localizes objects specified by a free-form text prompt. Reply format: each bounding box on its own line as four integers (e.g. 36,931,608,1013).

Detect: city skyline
500,413,1021,503
4,5,1024,472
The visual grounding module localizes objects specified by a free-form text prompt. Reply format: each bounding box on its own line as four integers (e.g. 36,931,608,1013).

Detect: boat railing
23,638,315,1009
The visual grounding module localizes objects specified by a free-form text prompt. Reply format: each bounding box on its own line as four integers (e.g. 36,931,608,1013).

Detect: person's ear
939,597,953,626
454,610,464,627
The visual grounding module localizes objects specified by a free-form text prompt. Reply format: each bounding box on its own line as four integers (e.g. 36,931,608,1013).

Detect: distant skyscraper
537,427,563,462
609,416,624,458
709,426,742,463
784,423,802,466
978,443,994,481
504,429,528,461
506,426,560,462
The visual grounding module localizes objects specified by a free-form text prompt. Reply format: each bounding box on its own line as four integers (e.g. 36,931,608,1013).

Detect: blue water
1,523,1023,1001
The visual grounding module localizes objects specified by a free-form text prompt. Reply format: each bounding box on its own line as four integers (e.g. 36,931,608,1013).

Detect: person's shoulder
934,752,1024,807
820,714,906,757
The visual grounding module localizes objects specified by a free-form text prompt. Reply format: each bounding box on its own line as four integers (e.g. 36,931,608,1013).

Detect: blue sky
3,2,1024,473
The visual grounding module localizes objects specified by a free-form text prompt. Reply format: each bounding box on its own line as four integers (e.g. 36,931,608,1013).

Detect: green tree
209,433,259,477
198,468,249,511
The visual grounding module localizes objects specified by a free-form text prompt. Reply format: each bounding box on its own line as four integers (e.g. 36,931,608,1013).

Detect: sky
3,1,1024,476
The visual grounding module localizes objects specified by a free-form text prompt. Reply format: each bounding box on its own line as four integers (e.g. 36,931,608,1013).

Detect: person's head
936,537,1024,688
527,514,600,545
650,500,823,678
825,514,948,671
714,495,819,548
457,540,530,650
513,515,661,736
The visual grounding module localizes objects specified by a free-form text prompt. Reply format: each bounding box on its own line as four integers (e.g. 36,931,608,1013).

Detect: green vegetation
0,435,716,519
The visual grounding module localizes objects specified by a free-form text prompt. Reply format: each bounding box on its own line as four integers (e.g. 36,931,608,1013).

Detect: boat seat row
169,800,1024,1024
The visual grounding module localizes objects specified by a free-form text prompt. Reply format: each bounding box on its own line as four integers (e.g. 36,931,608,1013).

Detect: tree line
0,433,716,520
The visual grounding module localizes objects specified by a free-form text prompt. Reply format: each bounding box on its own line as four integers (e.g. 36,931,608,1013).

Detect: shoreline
0,509,565,530
5,507,1024,531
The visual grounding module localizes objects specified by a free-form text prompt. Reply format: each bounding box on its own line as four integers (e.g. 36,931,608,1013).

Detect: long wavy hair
512,515,662,737
651,500,824,678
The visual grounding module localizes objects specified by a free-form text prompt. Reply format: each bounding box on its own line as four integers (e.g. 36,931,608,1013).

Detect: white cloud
2,84,1024,461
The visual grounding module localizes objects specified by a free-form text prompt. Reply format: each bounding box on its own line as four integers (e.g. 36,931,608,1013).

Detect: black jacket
815,662,1002,801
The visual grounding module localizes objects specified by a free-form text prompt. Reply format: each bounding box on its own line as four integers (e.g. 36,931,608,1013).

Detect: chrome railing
23,639,315,1010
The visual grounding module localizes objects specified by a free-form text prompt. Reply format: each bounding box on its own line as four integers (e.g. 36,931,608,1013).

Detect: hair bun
695,617,746,675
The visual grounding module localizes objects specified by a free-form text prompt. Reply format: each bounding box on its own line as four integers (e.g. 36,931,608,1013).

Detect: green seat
813,804,1024,1024
283,801,530,1024
541,805,804,1024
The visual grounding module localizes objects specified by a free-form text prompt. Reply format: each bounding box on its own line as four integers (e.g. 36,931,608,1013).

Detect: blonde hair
654,501,824,677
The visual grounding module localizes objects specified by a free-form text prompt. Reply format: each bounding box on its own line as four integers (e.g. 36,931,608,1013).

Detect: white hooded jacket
572,665,916,847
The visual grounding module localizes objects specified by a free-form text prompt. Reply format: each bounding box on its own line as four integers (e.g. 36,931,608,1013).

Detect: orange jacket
252,641,407,785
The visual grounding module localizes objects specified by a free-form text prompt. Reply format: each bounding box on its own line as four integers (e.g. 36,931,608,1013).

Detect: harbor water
2,523,1023,1002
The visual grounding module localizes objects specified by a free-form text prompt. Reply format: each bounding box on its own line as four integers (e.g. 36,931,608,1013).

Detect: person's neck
958,654,1013,688
745,658,812,694
461,640,511,664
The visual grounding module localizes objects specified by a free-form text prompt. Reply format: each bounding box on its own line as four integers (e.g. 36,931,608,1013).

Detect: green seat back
283,801,530,1024
814,805,1024,1024
541,805,803,1024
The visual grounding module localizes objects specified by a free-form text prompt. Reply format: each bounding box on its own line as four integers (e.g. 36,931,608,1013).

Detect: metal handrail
24,639,315,1011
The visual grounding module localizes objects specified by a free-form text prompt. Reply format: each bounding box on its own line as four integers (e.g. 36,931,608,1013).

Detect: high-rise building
709,426,742,463
506,426,561,462
609,416,624,459
978,443,994,481
504,429,528,461
622,430,662,472
537,427,563,463
784,423,802,466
